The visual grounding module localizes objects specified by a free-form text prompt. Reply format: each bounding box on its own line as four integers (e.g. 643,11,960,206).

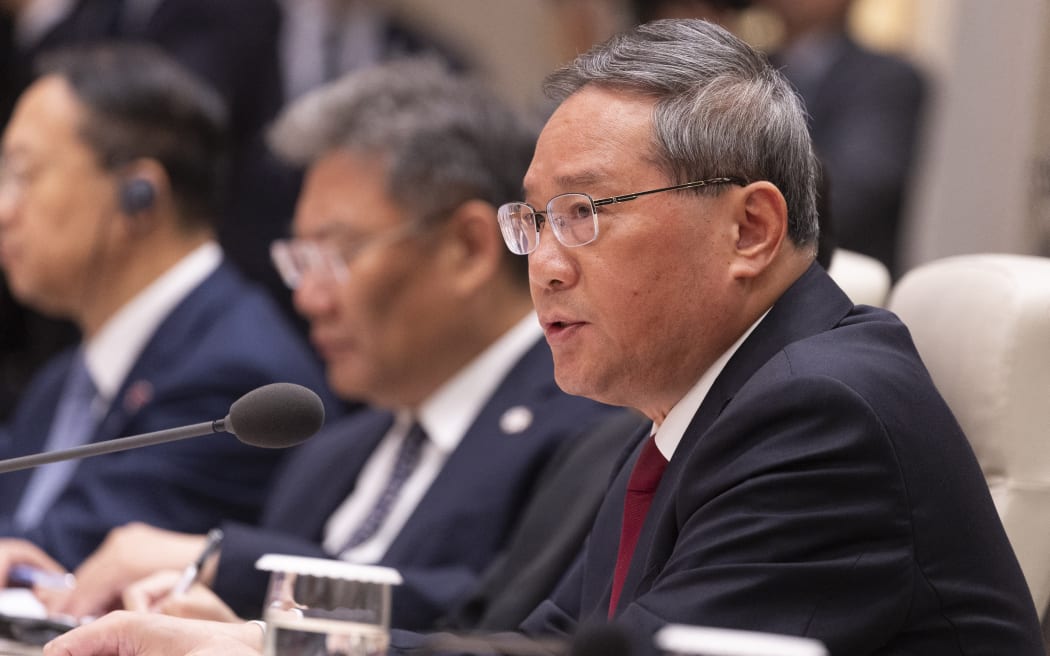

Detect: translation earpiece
119,178,156,216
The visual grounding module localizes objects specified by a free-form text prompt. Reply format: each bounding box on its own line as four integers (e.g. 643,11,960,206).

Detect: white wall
385,0,563,109
902,0,1050,268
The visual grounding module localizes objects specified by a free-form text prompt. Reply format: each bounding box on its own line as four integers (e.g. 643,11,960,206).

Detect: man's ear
438,199,504,294
728,181,788,280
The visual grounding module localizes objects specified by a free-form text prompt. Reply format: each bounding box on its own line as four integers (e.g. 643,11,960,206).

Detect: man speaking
38,18,1047,656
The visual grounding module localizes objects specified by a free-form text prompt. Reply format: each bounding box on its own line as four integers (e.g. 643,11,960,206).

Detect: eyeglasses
497,177,747,255
270,220,425,289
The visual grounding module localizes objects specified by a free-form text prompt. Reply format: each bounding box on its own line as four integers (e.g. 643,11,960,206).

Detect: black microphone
0,382,325,474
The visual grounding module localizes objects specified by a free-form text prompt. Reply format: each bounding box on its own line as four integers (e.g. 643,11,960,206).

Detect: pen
171,527,224,596
7,564,76,590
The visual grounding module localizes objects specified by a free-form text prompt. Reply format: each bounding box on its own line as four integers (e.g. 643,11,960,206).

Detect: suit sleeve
520,554,584,639
388,564,482,631
213,520,330,619
21,385,286,568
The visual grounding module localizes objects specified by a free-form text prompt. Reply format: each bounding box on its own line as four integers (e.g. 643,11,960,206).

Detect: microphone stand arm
0,418,228,474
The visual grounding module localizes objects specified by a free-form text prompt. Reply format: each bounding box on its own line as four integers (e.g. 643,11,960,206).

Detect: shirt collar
84,242,223,403
415,312,542,453
653,310,770,460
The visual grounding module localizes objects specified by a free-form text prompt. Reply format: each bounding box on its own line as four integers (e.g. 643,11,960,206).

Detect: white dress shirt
323,312,543,563
84,241,223,412
654,312,768,461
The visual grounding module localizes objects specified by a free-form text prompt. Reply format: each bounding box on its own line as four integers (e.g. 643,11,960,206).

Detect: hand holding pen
171,528,224,597
30,524,225,620
117,528,231,619
122,568,241,622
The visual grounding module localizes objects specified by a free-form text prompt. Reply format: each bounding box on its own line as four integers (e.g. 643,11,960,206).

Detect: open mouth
543,319,585,343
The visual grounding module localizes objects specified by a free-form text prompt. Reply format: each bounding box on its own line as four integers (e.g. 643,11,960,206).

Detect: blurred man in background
0,43,337,573
759,0,925,276
0,0,291,418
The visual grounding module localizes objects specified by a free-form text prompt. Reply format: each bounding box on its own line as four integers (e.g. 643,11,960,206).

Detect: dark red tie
609,435,668,617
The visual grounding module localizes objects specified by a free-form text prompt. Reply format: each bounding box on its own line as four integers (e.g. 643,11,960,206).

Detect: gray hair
269,59,537,280
544,19,819,248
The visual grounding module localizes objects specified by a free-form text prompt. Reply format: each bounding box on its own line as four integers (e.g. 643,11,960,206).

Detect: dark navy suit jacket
522,264,1044,655
0,261,341,568
775,34,925,276
440,409,650,632
214,338,621,630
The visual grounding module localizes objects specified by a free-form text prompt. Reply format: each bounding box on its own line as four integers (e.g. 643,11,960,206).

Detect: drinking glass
256,554,402,656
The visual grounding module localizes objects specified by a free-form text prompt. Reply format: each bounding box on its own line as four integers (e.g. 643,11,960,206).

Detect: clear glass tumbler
256,554,402,656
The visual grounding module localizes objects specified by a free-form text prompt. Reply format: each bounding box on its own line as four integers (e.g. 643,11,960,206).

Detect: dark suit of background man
0,44,338,576
759,0,926,277
45,59,621,630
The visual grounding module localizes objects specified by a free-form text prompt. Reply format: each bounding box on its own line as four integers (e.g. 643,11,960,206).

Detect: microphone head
226,383,325,448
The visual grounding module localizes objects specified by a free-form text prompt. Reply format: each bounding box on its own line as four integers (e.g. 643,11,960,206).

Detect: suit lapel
608,264,854,615
91,263,241,443
263,409,393,540
582,421,653,615
383,338,561,559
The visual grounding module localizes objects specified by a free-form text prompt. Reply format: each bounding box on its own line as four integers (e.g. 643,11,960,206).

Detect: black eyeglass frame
585,176,748,209
498,176,749,254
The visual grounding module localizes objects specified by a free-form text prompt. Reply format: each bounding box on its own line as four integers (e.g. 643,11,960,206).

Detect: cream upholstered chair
827,248,892,307
887,253,1050,620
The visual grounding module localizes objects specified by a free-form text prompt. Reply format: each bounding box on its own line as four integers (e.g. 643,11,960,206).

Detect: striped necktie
339,421,427,552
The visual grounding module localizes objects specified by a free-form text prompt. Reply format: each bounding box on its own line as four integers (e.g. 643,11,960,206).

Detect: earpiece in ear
119,178,156,216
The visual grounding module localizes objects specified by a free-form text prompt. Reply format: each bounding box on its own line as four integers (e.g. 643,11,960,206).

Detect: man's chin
9,286,70,319
327,369,365,401
554,364,639,410
3,276,29,303
552,367,597,401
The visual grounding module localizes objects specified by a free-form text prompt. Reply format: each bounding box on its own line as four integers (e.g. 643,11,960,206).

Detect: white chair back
827,249,892,307
887,253,1050,619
